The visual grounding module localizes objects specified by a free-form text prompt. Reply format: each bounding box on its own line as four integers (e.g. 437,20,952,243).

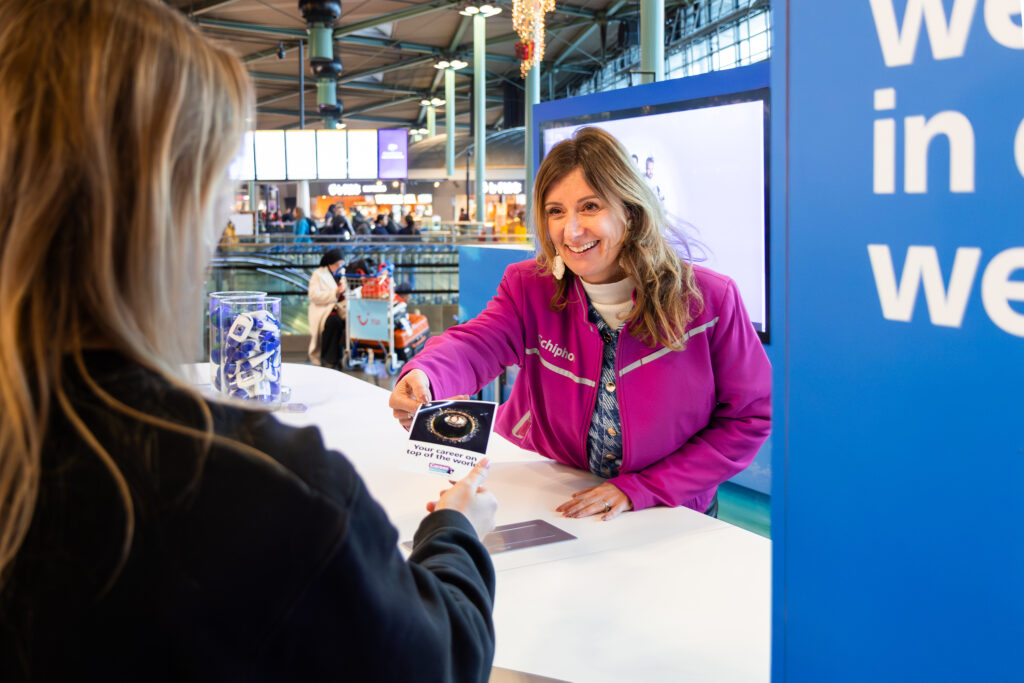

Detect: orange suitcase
395,314,429,348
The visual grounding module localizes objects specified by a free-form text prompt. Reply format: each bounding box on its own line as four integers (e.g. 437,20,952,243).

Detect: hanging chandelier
512,0,555,78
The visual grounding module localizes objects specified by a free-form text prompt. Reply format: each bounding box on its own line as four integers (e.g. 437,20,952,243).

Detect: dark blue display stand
774,1,1024,680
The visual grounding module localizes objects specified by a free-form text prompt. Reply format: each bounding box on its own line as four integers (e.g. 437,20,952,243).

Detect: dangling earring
552,254,565,281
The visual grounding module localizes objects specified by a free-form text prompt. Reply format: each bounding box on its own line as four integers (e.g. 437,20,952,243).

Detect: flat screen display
253,130,286,181
228,131,255,181
377,128,408,179
347,130,378,179
539,89,769,338
285,130,317,180
316,129,348,179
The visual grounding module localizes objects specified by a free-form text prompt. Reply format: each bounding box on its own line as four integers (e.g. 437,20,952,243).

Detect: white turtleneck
580,276,636,330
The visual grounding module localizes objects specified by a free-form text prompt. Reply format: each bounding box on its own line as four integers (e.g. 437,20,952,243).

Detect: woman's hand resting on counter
427,458,498,538
556,482,633,521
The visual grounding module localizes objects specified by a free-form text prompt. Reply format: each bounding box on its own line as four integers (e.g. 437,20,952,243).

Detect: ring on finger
602,500,611,513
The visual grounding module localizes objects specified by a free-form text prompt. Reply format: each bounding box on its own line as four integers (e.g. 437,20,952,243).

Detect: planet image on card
427,409,479,444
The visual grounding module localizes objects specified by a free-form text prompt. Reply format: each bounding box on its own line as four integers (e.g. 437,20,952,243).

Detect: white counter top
200,362,771,682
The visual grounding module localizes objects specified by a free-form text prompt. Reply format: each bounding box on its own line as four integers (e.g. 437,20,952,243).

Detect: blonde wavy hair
0,0,253,587
532,126,703,349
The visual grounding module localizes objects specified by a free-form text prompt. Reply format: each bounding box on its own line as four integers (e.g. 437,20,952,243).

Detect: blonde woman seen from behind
0,1,497,680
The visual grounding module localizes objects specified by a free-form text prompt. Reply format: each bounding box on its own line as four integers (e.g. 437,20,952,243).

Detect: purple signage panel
377,128,408,179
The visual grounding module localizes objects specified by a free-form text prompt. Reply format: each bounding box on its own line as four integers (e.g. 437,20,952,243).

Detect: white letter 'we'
867,244,981,327
869,0,978,67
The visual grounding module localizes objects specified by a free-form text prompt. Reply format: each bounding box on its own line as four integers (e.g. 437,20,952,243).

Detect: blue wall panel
777,0,1024,679
457,244,536,321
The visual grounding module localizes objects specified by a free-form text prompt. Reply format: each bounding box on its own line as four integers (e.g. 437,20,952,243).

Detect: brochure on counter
403,399,497,480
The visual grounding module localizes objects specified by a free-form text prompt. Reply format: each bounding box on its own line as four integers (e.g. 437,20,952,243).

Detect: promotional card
404,399,497,480
403,520,577,555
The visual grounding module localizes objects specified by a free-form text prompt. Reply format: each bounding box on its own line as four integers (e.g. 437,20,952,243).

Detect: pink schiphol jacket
403,260,771,512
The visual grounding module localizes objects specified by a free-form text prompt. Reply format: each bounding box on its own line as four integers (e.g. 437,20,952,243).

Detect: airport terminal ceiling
169,0,694,134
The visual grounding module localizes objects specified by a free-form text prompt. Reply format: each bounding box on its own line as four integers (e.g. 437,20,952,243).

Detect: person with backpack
292,206,314,243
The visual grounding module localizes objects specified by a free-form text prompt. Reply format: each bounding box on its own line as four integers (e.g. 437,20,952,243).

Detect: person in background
399,213,420,236
307,248,347,368
644,155,666,203
459,208,470,222
331,205,353,239
0,1,498,680
371,214,390,236
386,211,401,234
321,204,340,235
282,206,295,222
292,206,315,242
390,126,770,521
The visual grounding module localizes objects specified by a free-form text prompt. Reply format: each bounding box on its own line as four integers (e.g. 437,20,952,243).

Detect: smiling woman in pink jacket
391,127,771,520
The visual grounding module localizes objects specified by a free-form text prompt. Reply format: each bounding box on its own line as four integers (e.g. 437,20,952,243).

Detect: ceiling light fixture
459,3,501,18
435,58,468,71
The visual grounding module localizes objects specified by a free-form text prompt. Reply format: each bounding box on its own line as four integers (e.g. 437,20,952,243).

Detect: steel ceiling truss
186,2,626,130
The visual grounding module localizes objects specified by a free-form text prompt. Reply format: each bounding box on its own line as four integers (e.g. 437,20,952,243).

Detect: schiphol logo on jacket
538,334,575,362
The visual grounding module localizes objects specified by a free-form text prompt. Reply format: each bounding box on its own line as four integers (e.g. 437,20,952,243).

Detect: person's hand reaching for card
427,458,497,538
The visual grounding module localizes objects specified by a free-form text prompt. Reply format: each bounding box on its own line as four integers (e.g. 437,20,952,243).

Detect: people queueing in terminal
307,248,348,368
0,1,498,679
390,126,771,521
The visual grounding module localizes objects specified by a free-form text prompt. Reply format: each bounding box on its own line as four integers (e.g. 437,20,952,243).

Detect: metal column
473,13,485,220
640,0,664,83
426,105,436,137
298,40,305,129
297,40,309,216
445,68,455,177
524,64,540,219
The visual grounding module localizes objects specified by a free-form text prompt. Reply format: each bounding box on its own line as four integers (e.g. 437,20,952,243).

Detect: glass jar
216,296,282,404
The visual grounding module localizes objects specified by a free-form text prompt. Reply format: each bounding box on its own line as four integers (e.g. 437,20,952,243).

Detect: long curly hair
532,127,703,349
0,0,252,588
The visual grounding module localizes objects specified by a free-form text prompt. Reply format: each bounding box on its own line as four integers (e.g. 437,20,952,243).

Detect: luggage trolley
342,272,430,375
